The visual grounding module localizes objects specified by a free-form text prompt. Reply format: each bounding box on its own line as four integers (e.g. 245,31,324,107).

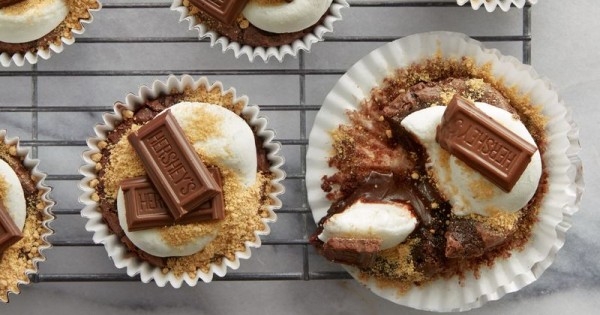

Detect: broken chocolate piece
121,168,225,231
128,110,221,220
188,0,249,25
321,238,381,269
0,203,23,254
436,95,537,192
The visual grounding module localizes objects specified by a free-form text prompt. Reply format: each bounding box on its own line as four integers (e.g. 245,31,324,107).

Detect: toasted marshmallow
242,0,333,34
401,102,542,216
116,188,217,257
168,102,257,187
0,159,26,231
318,200,417,250
0,0,68,44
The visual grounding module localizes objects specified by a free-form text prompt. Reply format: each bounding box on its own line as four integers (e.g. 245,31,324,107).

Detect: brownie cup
0,0,100,67
80,76,285,287
171,0,348,62
306,32,582,311
0,130,54,302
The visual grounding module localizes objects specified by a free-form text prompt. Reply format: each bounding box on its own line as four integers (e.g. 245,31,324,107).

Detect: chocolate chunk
412,228,445,275
189,0,249,25
133,108,155,124
0,203,23,255
321,238,381,269
436,95,537,192
146,99,167,112
121,168,224,231
101,207,125,238
0,0,24,9
128,110,221,220
444,219,484,259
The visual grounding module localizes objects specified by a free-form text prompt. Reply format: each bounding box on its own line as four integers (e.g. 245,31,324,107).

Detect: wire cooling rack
0,0,531,284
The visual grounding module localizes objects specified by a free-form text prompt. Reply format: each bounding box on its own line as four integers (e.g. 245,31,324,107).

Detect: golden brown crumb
102,124,145,199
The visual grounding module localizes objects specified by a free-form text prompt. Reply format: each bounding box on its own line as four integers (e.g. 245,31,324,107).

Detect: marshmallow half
318,200,417,250
0,0,69,44
243,0,333,34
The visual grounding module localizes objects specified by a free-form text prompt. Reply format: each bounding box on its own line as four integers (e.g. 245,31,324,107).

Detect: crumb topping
0,174,7,202
0,144,50,302
176,105,223,144
103,124,145,199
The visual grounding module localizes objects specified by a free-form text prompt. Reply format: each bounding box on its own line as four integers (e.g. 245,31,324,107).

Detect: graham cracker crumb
175,105,223,144
101,124,145,199
122,110,134,119
97,141,108,149
164,171,271,276
469,208,521,234
469,178,496,201
0,174,7,201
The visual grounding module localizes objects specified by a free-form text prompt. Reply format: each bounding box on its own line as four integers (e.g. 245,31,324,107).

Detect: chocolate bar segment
121,168,225,232
321,238,381,269
0,203,23,254
128,110,221,220
436,95,537,192
189,0,249,25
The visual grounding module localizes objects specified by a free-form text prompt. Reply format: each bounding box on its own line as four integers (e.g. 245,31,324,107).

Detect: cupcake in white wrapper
0,130,55,302
170,0,348,62
457,0,538,12
306,32,583,312
80,75,285,287
0,0,101,67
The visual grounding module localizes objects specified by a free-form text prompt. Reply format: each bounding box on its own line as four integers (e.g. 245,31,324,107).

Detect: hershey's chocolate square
189,0,249,25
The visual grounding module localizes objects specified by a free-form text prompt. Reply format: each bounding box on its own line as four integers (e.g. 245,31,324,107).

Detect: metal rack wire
0,0,532,283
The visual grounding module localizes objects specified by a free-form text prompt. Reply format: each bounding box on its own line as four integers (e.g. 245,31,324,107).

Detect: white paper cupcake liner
457,0,538,12
306,31,583,312
170,0,348,63
0,1,102,68
0,130,55,303
79,75,286,287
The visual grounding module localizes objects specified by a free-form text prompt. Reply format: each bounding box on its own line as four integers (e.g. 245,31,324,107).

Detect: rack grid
0,0,532,284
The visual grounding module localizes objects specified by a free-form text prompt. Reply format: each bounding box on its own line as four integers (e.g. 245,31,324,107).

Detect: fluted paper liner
306,32,583,312
80,75,286,287
0,1,102,67
457,0,538,12
170,0,348,62
0,130,55,302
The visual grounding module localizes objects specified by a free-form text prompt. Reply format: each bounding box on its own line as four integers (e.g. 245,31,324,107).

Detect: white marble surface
0,0,598,313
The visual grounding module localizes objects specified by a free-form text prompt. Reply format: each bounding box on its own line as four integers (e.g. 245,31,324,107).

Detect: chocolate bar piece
436,95,537,192
0,203,23,255
121,168,225,232
189,0,249,25
321,238,381,269
128,110,221,220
